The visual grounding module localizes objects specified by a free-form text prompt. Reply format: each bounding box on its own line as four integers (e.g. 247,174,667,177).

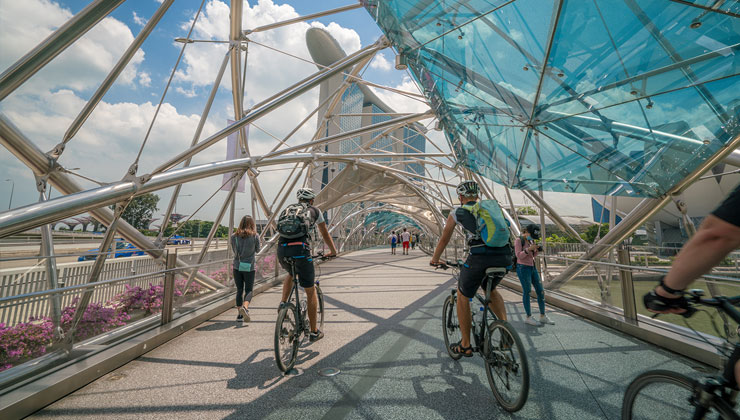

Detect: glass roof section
364,0,740,197
364,210,421,233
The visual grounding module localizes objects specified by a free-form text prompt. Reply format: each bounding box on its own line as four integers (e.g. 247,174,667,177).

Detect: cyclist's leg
456,289,473,350
457,255,485,350
488,289,507,321
294,256,318,331
277,246,294,303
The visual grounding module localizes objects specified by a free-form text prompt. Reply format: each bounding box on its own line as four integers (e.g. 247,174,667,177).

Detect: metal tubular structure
63,0,175,144
37,187,63,340
0,115,223,289
549,133,740,289
521,189,585,244
152,38,389,174
0,0,126,101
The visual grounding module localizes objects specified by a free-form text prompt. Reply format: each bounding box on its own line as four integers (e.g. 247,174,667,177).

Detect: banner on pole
221,120,248,192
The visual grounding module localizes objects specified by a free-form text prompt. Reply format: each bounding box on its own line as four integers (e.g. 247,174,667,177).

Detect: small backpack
461,199,510,248
277,203,314,239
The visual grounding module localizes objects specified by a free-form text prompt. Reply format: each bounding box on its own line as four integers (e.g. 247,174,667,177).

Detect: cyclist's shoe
539,314,554,325
277,301,287,313
309,329,324,342
525,316,541,326
450,341,474,357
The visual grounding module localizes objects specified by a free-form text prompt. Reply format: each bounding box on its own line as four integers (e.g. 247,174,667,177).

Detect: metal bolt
690,21,702,29
523,66,529,71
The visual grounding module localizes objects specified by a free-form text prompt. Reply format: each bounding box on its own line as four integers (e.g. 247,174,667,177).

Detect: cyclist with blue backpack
276,188,337,342
430,180,513,357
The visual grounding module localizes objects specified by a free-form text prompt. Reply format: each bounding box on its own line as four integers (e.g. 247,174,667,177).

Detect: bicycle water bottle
470,298,478,326
301,299,307,317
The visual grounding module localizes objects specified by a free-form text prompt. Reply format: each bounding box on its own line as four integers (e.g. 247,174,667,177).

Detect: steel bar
0,115,223,289
152,39,388,174
161,251,176,325
504,185,522,233
159,50,231,239
549,132,740,288
0,0,126,101
522,189,585,244
63,0,175,143
37,187,62,340
244,3,362,34
1,152,451,236
230,0,249,157
63,201,128,347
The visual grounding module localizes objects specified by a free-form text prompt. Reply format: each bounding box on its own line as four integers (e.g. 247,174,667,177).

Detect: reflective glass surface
365,0,740,197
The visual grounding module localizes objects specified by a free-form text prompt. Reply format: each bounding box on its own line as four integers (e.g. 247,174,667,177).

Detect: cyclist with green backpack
430,180,513,357
276,188,337,342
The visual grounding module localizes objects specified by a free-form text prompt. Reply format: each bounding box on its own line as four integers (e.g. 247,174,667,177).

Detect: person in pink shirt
515,224,554,326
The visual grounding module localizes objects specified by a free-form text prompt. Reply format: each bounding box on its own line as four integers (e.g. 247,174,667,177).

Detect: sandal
450,341,474,357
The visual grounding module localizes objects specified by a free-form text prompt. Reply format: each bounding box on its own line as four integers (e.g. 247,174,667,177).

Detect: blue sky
0,0,591,227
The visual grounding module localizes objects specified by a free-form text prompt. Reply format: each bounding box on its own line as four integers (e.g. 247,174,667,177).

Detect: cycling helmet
296,188,316,201
456,180,479,196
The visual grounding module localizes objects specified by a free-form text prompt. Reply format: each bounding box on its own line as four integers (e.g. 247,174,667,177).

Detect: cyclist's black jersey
712,183,740,227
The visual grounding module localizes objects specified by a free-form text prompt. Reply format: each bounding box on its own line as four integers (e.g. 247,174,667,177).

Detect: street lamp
4,179,14,210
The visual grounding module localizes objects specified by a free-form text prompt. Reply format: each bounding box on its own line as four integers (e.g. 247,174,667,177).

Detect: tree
116,193,160,230
517,206,537,215
581,223,610,243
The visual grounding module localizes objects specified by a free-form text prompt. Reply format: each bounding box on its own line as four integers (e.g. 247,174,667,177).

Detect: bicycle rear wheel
442,293,463,360
622,370,739,420
316,283,325,331
483,320,529,412
274,303,300,372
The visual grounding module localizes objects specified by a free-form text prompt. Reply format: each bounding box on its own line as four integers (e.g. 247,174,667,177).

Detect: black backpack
277,203,315,239
511,236,525,270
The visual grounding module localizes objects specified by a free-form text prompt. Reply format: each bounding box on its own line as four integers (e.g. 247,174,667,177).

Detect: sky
0,0,591,229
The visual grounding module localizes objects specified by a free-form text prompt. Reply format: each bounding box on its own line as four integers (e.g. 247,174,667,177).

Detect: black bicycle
622,290,740,419
436,260,530,412
274,253,330,373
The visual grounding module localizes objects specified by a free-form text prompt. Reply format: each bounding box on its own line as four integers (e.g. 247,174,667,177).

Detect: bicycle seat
485,267,507,275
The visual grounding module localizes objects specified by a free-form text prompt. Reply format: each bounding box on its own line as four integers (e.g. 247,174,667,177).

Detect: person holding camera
515,224,554,326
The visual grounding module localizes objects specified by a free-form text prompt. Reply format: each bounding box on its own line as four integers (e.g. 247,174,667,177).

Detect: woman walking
231,215,260,322
515,224,554,327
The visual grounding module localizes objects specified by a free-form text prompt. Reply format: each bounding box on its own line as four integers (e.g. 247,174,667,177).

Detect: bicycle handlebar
312,252,336,261
431,260,463,270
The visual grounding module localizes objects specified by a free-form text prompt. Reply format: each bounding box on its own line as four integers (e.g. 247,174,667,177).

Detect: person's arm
317,222,338,257
515,238,527,260
430,214,456,265
658,215,740,297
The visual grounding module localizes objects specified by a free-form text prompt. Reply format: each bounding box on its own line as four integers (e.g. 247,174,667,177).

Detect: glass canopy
364,0,740,197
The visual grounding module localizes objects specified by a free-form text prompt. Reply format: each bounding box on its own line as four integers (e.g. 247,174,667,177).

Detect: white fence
0,249,228,327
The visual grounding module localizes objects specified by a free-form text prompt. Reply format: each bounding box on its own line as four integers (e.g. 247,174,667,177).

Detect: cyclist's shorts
712,183,740,227
277,243,315,288
458,253,511,298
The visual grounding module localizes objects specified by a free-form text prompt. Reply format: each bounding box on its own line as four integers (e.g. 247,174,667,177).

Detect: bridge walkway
29,247,704,419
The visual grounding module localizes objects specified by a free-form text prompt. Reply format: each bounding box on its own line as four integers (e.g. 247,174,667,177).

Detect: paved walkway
30,248,704,419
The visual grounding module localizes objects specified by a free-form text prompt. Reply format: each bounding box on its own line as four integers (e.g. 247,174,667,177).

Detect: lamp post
4,179,14,210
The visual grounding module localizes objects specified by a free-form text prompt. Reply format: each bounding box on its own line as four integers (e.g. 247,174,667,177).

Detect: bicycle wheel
274,303,300,372
316,283,325,331
622,370,739,420
442,293,463,360
483,320,530,412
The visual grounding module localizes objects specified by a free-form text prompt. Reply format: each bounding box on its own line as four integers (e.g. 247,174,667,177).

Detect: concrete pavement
28,247,707,419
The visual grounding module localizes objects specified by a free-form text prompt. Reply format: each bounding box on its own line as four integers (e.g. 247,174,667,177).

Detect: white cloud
0,0,145,95
369,75,430,114
138,72,152,87
133,11,147,26
369,53,392,71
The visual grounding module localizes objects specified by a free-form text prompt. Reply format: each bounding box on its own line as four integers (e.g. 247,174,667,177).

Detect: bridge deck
30,247,704,419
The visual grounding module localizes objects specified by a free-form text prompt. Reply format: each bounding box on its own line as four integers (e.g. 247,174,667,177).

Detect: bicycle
274,253,331,373
435,260,530,412
622,289,740,419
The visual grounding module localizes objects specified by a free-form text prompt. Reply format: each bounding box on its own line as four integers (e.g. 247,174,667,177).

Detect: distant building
305,27,426,192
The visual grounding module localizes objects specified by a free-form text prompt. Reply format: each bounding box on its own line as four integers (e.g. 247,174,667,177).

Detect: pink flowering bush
0,297,129,372
258,255,277,278
116,283,167,315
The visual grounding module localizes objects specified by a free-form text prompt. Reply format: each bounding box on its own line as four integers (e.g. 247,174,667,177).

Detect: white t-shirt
401,231,411,242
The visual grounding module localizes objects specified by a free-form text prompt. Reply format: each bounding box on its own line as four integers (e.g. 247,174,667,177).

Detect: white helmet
456,180,479,196
296,188,316,201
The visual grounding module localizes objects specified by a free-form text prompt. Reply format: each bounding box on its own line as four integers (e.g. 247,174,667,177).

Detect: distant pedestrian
389,231,397,255
231,215,260,322
410,232,416,250
515,224,554,327
401,228,411,255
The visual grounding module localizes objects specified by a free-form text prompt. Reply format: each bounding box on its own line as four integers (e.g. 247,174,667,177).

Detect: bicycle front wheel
274,303,300,372
483,320,530,412
442,293,463,360
622,370,739,420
